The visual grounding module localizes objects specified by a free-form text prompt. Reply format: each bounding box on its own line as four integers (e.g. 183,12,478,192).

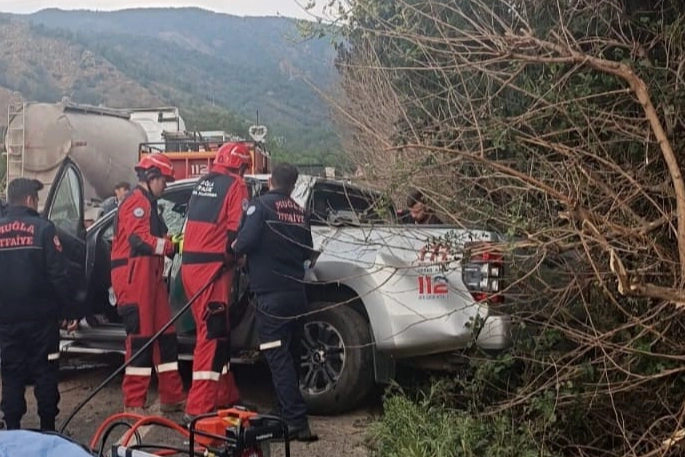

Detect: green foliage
181,106,251,139
318,0,685,455
369,381,557,457
178,104,344,163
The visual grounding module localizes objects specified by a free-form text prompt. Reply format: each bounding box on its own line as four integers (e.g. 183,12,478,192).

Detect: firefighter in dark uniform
232,163,318,442
0,178,77,431
180,142,251,423
110,154,185,414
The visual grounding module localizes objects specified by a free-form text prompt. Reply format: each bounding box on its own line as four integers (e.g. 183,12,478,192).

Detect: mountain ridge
0,7,340,163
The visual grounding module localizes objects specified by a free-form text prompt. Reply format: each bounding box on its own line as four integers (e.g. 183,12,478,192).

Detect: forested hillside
0,8,339,164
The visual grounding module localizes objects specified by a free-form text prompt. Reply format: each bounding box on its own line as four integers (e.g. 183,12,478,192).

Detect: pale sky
0,0,331,20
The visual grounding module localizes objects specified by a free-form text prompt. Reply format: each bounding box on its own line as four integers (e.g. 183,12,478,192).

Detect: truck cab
128,107,187,147
138,133,272,181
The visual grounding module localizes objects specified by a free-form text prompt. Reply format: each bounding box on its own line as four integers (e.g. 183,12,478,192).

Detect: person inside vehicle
405,189,443,224
179,142,251,424
100,181,131,217
232,162,319,442
110,154,186,415
84,207,100,229
0,178,80,431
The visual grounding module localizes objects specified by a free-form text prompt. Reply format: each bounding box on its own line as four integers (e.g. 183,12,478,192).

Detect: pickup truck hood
312,225,499,266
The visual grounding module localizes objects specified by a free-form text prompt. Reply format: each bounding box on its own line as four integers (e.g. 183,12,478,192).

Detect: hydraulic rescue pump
188,406,290,457
102,406,289,457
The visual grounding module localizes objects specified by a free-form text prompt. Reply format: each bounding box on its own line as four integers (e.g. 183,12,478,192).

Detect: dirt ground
5,355,380,457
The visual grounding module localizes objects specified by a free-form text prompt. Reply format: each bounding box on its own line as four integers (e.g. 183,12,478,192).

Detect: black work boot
286,421,319,442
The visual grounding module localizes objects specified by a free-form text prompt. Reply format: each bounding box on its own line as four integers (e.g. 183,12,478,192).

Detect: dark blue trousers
255,290,308,427
0,320,60,430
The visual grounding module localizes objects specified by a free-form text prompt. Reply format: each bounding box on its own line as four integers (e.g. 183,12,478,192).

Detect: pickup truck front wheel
299,301,374,415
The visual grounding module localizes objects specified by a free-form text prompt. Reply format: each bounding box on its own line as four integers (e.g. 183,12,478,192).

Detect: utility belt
111,258,127,269
181,251,231,265
111,254,165,270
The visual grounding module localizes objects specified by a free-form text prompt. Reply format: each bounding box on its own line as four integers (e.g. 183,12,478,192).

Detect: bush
313,0,685,454
368,381,557,457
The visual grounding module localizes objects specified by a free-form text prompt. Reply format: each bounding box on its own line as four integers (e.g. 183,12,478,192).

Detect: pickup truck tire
299,301,374,415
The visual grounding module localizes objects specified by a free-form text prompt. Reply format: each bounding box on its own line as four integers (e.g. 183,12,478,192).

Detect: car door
40,157,88,312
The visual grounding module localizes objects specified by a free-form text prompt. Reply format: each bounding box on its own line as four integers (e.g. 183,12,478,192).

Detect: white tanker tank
4,100,147,208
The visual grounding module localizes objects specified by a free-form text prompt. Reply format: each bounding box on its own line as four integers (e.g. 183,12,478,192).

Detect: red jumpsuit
111,186,185,408
180,165,248,416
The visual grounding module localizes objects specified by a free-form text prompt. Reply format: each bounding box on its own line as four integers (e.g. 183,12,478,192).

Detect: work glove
171,233,184,255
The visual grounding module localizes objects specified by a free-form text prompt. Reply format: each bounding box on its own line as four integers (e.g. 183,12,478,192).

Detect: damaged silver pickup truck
44,160,511,416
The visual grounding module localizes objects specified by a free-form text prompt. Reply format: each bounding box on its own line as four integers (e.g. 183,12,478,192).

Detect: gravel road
6,355,379,457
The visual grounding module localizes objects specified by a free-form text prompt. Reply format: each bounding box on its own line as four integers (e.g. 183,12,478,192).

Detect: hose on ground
59,263,228,434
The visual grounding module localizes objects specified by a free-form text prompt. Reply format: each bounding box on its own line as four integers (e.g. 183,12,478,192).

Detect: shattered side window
157,188,194,236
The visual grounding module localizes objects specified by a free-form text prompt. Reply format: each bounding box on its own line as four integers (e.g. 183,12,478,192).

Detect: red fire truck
138,130,271,180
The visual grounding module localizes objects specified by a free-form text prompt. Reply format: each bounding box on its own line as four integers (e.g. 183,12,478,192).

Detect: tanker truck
3,99,147,210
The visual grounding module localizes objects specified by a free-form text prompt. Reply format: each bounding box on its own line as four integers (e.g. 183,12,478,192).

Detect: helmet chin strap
137,170,157,195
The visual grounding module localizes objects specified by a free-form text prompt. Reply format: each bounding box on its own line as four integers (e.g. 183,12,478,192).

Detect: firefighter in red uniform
180,142,251,423
110,154,186,414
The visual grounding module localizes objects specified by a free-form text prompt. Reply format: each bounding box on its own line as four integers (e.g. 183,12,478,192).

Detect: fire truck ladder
5,102,26,195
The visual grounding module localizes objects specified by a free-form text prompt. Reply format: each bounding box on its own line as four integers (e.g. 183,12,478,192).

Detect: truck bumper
475,314,513,350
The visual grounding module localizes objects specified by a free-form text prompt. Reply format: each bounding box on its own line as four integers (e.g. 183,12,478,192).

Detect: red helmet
135,154,176,182
214,142,253,170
